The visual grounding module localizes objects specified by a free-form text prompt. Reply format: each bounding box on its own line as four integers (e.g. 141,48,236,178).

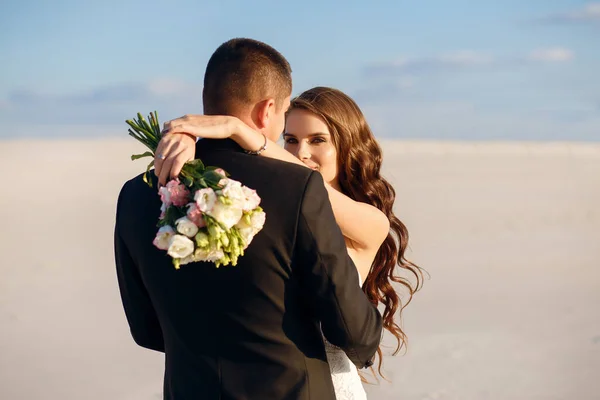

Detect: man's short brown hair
202,38,292,115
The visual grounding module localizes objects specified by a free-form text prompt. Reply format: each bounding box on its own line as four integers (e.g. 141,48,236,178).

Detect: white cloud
542,2,600,24
365,50,494,76
363,47,573,81
2,78,201,107
527,47,574,62
563,2,600,21
147,78,200,96
582,2,600,18
437,50,494,66
354,44,596,142
0,79,203,127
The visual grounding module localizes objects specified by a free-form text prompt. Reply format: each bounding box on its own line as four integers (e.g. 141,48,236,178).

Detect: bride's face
283,109,339,187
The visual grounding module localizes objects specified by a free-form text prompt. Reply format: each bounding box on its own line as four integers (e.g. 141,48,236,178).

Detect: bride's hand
154,115,241,186
154,132,196,186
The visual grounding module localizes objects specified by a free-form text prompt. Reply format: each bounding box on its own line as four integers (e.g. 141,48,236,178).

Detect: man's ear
253,98,276,129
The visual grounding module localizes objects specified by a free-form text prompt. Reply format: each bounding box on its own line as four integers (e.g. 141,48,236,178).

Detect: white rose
175,216,199,238
194,243,224,263
194,188,217,213
193,247,210,262
153,226,175,250
220,178,245,204
237,226,254,249
167,234,195,259
241,186,261,211
234,210,265,249
179,254,196,266
206,244,225,262
249,210,266,233
207,201,243,230
235,216,255,247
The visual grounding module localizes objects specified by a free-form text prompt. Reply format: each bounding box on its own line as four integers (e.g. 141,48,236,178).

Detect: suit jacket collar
195,138,244,159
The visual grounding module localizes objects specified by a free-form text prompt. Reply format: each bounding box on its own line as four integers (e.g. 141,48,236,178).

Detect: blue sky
1,0,599,140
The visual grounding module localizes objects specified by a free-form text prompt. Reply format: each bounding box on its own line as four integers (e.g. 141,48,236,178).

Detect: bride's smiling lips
302,161,319,170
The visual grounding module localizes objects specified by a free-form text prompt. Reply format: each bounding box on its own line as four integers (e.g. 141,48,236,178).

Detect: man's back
115,139,382,399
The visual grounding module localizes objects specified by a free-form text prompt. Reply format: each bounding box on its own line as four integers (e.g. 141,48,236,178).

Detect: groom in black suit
114,38,383,400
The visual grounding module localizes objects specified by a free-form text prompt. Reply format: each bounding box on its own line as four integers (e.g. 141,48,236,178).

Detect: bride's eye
311,137,326,144
284,137,298,144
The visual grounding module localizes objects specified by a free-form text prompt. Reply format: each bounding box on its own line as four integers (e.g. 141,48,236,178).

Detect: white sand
0,138,599,400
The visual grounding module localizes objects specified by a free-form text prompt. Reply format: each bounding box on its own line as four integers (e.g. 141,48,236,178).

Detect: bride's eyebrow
283,132,329,137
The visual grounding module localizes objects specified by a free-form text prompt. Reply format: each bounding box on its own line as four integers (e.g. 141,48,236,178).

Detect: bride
155,86,423,399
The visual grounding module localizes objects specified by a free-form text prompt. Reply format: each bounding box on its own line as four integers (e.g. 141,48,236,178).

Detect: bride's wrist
231,122,263,153
229,118,244,144
164,131,196,141
243,131,267,156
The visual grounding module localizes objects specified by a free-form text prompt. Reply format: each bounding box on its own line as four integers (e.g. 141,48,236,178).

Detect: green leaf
146,159,155,174
131,151,154,161
156,219,167,228
143,170,153,188
142,160,155,188
203,170,225,186
163,205,187,227
206,165,229,177
185,159,205,170
180,175,194,188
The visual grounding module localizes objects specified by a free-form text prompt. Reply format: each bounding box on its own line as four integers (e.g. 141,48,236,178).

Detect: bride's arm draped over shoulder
226,119,390,255
155,115,390,258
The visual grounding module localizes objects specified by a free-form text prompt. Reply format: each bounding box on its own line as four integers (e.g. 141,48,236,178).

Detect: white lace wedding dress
322,272,367,399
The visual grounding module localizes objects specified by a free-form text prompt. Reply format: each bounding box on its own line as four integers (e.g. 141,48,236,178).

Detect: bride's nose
297,143,311,160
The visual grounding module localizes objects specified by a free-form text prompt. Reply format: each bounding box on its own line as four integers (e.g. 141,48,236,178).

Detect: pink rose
158,187,172,208
186,203,206,227
165,179,190,207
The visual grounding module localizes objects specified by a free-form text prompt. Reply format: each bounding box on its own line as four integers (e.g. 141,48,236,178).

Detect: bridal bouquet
126,111,266,269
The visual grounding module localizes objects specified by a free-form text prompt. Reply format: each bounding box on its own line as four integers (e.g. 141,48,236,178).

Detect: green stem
137,113,154,135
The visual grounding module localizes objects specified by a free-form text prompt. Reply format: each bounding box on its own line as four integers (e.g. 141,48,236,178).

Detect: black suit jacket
114,139,383,400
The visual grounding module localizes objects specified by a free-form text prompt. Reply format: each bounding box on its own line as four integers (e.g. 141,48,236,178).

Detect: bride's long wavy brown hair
287,87,425,379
